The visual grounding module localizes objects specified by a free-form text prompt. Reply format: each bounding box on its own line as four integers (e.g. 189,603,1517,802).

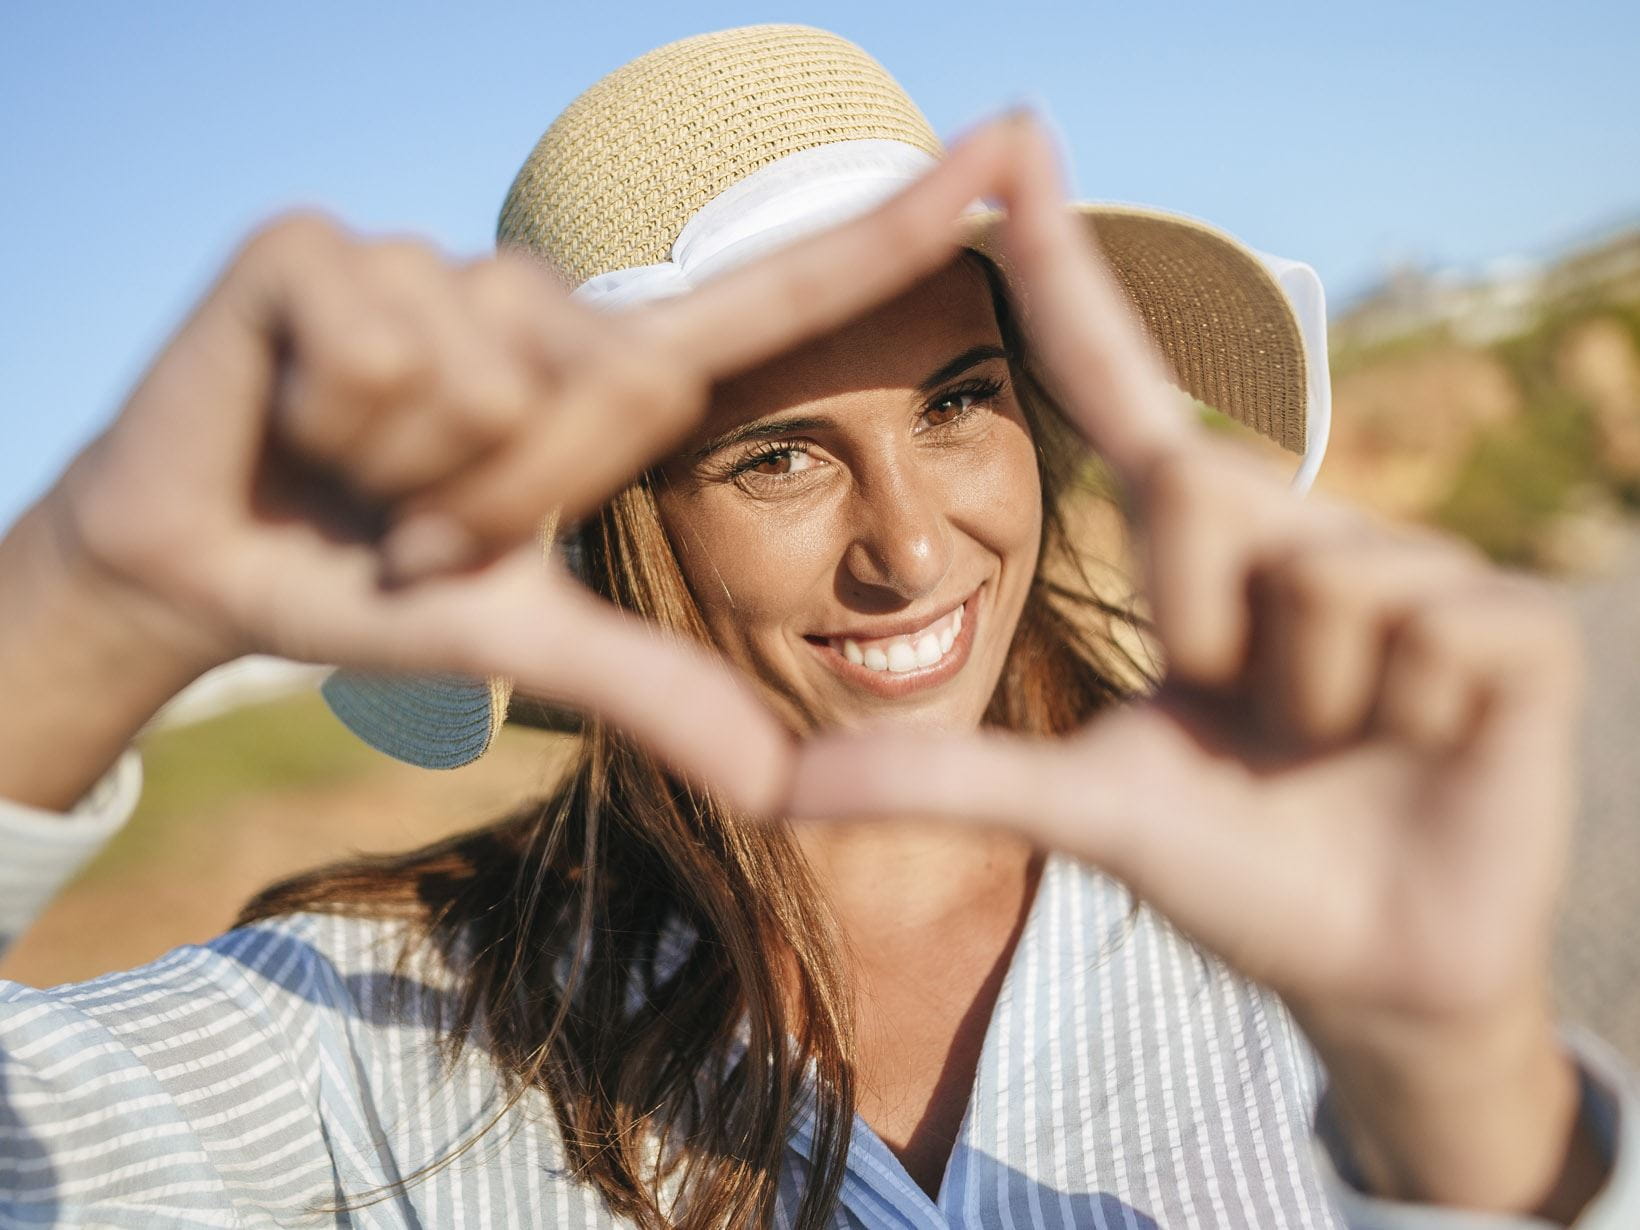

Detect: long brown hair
238,253,1151,1227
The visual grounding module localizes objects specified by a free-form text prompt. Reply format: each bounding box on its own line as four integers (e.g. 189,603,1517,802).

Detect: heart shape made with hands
227,104,1588,1213
265,110,1577,1048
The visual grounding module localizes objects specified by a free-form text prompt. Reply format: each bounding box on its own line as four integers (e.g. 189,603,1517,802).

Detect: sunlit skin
1,113,1608,1218
655,257,1047,1193
655,257,1041,738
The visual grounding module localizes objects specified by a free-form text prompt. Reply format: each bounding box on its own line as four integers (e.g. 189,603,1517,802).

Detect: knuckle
1433,532,1488,573
1266,549,1357,617
1138,448,1199,521
1502,578,1583,668
365,236,449,279
595,349,688,426
319,323,425,400
461,255,540,311
874,196,938,260
238,209,344,267
1397,525,1489,578
494,245,566,289
445,370,530,446
1396,601,1462,665
1141,447,1235,525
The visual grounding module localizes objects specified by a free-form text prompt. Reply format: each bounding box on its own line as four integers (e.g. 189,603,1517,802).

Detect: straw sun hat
322,22,1332,770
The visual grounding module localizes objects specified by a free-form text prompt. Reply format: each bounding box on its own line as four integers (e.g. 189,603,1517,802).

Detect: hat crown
498,24,943,287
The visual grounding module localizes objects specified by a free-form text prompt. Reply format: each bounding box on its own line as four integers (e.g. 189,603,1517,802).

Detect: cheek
658,494,839,655
656,417,1043,652
946,417,1044,567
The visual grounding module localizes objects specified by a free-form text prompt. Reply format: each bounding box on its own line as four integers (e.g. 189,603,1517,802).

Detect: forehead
701,255,1003,429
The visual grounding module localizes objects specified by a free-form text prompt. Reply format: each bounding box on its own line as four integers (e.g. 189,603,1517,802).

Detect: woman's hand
787,121,1606,1218
11,115,1029,811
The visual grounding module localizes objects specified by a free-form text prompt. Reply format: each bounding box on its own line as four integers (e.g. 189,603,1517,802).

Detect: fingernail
380,513,478,587
1001,93,1049,125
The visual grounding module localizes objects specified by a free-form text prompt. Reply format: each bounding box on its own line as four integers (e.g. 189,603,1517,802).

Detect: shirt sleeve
1314,1027,1640,1229
0,913,414,1225
0,748,142,956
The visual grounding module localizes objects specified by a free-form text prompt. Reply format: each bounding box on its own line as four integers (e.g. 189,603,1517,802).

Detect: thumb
783,704,1236,890
284,544,797,816
479,578,796,816
787,728,1070,829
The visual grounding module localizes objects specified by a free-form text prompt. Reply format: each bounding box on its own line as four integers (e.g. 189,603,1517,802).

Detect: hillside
1323,224,1640,569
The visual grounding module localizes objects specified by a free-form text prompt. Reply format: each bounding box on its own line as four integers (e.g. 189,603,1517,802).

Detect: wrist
1308,995,1609,1222
51,438,249,668
0,486,230,810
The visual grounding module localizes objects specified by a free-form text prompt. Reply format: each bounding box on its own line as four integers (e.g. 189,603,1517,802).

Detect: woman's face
655,257,1043,735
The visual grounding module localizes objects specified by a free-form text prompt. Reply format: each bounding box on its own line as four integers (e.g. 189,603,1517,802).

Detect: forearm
0,484,225,811
1311,995,1610,1222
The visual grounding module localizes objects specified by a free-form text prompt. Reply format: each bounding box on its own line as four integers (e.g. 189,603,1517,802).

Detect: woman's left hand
787,117,1606,1218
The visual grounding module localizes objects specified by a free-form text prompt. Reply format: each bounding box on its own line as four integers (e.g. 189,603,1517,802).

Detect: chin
824,696,992,735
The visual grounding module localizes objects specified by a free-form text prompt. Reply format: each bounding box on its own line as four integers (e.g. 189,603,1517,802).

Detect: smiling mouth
804,588,981,696
830,602,964,673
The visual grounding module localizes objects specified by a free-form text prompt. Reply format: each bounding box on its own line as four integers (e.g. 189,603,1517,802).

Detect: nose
839,460,952,606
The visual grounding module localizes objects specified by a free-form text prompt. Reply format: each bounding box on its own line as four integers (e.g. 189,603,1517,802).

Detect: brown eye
751,453,792,475
920,377,1004,433
734,445,817,480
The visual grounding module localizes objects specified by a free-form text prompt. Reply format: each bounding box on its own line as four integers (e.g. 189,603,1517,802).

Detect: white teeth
829,599,969,675
886,641,919,673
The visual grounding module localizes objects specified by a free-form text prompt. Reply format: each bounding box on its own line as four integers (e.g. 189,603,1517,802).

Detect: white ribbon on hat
1252,249,1331,494
574,140,942,310
573,137,1331,493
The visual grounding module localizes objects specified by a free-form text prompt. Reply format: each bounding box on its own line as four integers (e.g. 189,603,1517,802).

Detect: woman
1,24,1634,1229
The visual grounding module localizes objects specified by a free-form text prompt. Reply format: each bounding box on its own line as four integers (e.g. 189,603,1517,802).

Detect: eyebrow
917,343,1010,394
689,343,1011,462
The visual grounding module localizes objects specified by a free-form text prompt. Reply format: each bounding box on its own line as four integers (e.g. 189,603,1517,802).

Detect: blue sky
4,1,1637,529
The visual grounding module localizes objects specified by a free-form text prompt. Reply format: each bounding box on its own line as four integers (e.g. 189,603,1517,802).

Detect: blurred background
3,4,1638,1056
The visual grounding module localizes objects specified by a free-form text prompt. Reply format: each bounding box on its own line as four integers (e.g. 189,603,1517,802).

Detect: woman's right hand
10,114,1027,811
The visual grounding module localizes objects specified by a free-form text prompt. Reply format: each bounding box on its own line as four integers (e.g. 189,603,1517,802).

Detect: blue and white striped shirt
2,750,1637,1227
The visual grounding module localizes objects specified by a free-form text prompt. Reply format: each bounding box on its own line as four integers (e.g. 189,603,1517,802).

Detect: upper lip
809,589,975,642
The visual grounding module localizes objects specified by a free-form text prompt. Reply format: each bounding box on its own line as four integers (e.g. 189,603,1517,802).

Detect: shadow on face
655,254,1044,736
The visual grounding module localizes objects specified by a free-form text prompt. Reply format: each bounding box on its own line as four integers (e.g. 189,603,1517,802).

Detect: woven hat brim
961,204,1309,454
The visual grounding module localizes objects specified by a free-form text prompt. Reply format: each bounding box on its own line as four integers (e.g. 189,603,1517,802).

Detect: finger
785,707,1374,991
642,110,1031,382
340,247,536,499
1246,525,1485,745
507,579,797,814
992,117,1196,486
104,213,370,514
787,707,1205,885
257,229,435,478
1140,443,1299,686
215,533,794,813
790,728,1077,831
371,258,655,570
378,112,1079,559
1373,574,1583,754
394,333,691,555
